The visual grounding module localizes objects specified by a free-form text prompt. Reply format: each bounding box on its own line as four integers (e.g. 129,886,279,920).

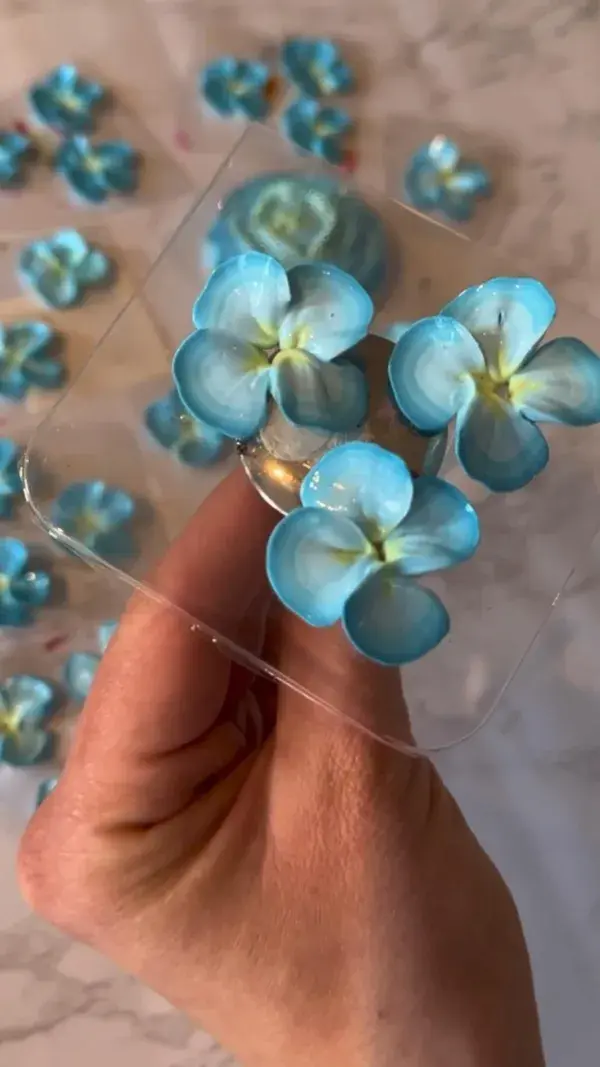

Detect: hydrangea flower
0,130,35,188
0,538,51,627
63,619,118,703
0,440,22,518
404,136,491,223
0,675,59,767
19,230,112,309
172,252,373,441
144,389,226,466
36,775,59,807
51,481,135,559
267,442,479,665
54,136,139,204
389,277,600,492
200,57,270,120
29,65,106,135
0,321,65,397
281,38,353,97
281,99,352,164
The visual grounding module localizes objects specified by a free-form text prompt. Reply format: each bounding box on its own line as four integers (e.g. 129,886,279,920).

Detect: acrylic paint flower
281,38,353,98
54,136,139,203
51,481,135,559
144,389,226,467
0,130,35,188
0,675,59,766
0,321,65,397
19,230,112,309
63,619,118,703
0,440,22,518
29,65,106,134
281,99,352,164
201,58,270,120
0,538,51,627
389,277,600,492
267,442,479,665
403,136,491,223
173,252,373,441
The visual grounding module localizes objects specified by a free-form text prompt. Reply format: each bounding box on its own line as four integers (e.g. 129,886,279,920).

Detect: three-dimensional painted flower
29,65,106,134
0,538,51,627
281,38,353,97
0,440,22,518
173,252,373,440
389,277,600,492
281,99,352,164
0,130,35,188
144,389,226,467
54,136,139,203
0,675,59,766
267,442,479,665
0,321,65,397
51,481,136,559
19,230,112,309
403,136,491,223
200,58,270,120
36,775,59,807
63,619,118,703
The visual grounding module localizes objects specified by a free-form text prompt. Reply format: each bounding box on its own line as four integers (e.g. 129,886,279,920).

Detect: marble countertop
2,1,600,1065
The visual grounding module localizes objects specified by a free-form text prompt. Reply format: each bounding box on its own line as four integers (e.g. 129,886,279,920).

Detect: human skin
19,469,545,1067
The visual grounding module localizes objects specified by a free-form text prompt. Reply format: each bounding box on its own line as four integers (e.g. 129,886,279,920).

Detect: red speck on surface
174,129,192,152
44,633,69,653
265,77,278,102
339,150,357,175
14,120,30,135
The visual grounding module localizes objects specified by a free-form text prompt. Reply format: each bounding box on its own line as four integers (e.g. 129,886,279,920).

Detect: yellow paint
243,347,270,373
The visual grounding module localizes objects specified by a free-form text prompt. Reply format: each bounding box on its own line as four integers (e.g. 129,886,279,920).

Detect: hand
19,469,545,1067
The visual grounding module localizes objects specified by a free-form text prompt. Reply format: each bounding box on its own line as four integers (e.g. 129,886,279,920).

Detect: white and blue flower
281,38,353,98
54,136,139,204
0,130,36,188
0,321,65,398
0,538,51,627
29,65,106,135
200,58,270,120
19,230,112,309
404,136,491,223
389,277,600,492
63,619,118,703
0,675,59,767
0,440,22,518
144,389,226,467
52,482,136,559
173,252,373,441
267,441,479,665
281,99,352,165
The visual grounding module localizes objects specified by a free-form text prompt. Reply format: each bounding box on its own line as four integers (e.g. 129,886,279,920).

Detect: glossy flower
0,538,51,627
173,252,372,441
19,230,112,309
55,136,139,203
0,440,22,518
389,277,600,492
0,130,35,188
51,482,135,559
201,58,270,120
144,389,226,466
267,442,479,665
281,38,353,98
0,675,59,766
63,619,118,703
404,136,491,223
282,100,352,164
36,775,59,807
0,321,65,397
29,65,105,135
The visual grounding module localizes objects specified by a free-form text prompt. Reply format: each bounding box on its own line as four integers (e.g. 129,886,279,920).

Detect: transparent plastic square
22,126,600,754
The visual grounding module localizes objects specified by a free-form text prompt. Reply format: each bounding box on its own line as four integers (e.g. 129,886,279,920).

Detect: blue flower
19,230,112,309
0,321,65,398
29,65,106,135
200,57,270,120
63,619,118,703
54,136,139,204
404,136,491,223
267,442,479,665
281,38,353,98
281,99,352,164
36,775,59,808
173,252,373,441
144,389,226,466
0,440,22,518
51,481,136,559
0,538,51,627
389,277,600,493
0,130,35,188
0,675,59,766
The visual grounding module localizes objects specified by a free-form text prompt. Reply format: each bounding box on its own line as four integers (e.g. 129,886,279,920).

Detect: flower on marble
0,440,22,518
0,130,36,189
0,675,59,767
267,442,479,665
281,38,353,98
0,538,51,627
389,277,600,492
403,136,491,223
0,321,65,398
172,252,373,441
36,775,59,807
281,99,352,164
51,482,136,559
200,57,270,120
29,65,106,135
54,136,139,204
19,230,112,309
63,619,118,703
144,389,226,467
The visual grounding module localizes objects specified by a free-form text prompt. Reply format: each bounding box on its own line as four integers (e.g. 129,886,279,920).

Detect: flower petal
403,149,441,210
0,438,18,472
266,507,376,627
456,394,549,492
427,135,460,171
95,486,135,528
0,728,52,766
342,565,450,665
279,263,373,362
97,620,118,654
281,99,318,153
4,675,55,724
95,142,139,192
10,569,51,606
77,249,112,286
300,442,414,540
64,651,100,702
510,337,600,426
49,228,90,266
23,349,66,390
192,253,290,348
388,316,483,433
0,537,27,577
201,62,237,115
385,476,480,576
173,328,270,439
270,351,367,432
144,393,181,449
442,277,556,380
52,481,93,520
